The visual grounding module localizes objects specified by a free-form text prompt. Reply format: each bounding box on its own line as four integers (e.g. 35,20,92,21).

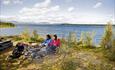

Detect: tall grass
20,29,31,42
60,58,77,70
101,22,113,48
68,32,77,48
19,29,44,42
107,32,115,61
31,30,44,42
66,31,95,51
80,32,95,48
101,22,115,61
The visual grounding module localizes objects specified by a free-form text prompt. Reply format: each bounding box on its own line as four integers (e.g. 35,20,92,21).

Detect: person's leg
46,46,52,54
52,46,56,51
50,46,57,54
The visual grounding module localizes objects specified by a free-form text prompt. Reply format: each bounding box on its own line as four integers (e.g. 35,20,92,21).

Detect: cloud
13,0,23,4
1,13,115,24
1,0,23,5
0,0,114,24
68,7,74,12
2,0,11,5
93,2,102,8
34,0,51,8
18,5,61,23
19,0,57,15
16,0,63,23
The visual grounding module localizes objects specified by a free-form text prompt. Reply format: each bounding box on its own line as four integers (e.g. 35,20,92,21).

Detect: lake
0,24,115,45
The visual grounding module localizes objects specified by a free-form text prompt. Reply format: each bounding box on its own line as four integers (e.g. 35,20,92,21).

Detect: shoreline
0,22,15,28
0,26,15,28
15,23,115,26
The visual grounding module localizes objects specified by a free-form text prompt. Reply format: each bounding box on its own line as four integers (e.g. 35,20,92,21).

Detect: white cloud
13,0,23,4
68,7,74,12
93,2,102,8
34,0,51,8
2,0,11,5
1,0,23,5
17,0,62,23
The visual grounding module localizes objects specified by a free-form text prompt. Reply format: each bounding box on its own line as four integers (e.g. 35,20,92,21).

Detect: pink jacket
49,39,60,47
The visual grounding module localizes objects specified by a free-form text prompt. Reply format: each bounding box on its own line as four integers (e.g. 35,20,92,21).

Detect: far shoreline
15,23,115,26
0,22,15,28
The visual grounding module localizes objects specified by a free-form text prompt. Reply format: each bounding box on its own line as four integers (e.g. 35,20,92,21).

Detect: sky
0,0,115,24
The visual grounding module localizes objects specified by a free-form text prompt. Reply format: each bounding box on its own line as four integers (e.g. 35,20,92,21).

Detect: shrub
101,22,115,61
107,32,115,61
20,29,31,42
31,30,44,42
101,22,113,48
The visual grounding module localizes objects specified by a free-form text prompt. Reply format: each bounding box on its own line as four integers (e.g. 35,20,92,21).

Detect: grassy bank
0,22,15,28
0,22,115,70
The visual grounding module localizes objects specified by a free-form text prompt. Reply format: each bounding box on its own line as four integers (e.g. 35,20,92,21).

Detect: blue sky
0,0,115,24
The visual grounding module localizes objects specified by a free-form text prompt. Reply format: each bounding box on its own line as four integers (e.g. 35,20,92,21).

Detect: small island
0,21,15,28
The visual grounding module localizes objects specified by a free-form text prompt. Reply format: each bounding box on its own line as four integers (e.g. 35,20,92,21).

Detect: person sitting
9,42,25,59
23,35,52,59
48,34,60,53
40,34,52,47
29,34,53,57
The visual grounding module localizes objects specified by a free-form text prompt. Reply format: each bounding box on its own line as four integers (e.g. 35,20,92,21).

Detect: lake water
0,24,115,45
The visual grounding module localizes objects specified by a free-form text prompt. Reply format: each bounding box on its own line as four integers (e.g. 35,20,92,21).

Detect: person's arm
45,39,52,46
48,40,53,46
41,40,47,46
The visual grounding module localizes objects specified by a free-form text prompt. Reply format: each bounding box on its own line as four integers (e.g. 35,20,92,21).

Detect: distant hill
0,21,15,28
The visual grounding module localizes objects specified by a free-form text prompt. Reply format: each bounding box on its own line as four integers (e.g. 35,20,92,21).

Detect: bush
20,29,31,42
101,22,113,48
107,32,115,61
101,22,115,61
31,30,44,42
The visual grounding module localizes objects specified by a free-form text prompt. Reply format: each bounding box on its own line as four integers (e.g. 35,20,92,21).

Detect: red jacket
49,39,60,47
